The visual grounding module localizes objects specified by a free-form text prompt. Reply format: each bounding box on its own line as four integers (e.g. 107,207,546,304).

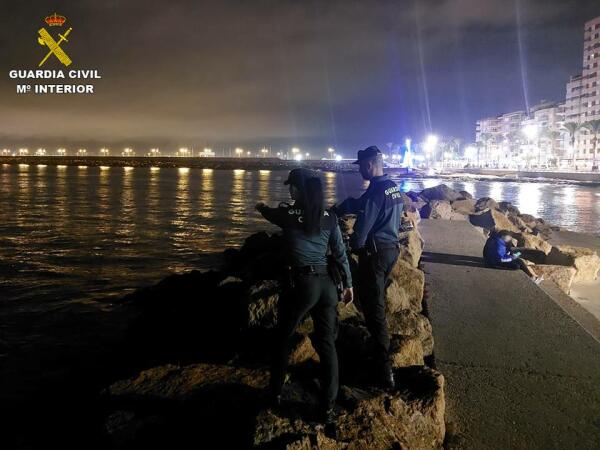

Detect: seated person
483,230,543,284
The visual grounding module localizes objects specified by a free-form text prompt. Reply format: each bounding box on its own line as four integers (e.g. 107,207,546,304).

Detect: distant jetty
0,155,361,173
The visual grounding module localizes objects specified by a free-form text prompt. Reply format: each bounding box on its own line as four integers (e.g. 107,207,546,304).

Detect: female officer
255,168,353,422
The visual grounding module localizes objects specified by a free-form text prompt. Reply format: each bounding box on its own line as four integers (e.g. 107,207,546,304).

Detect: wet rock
545,245,600,282
385,260,425,314
533,265,577,294
474,197,499,212
420,184,462,202
451,198,476,215
469,208,519,233
388,310,434,356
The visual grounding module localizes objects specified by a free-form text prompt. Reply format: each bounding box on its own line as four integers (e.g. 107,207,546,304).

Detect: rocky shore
99,206,446,449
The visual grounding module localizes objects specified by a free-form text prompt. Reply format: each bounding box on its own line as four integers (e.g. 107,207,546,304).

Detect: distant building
565,15,600,166
475,15,600,169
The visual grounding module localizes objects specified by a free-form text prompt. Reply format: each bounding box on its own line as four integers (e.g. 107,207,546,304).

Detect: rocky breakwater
101,216,445,448
408,183,600,296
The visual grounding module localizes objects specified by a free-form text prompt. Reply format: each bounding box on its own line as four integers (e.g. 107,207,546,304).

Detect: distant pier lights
19,148,29,156
57,148,66,156
100,148,110,156
77,148,87,156
148,148,160,157
35,148,46,156
122,147,135,157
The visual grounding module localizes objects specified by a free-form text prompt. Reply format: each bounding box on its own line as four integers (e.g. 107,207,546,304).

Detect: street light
57,148,66,156
149,148,160,157
77,148,87,156
235,147,244,157
178,147,189,157
19,148,29,156
35,148,46,156
328,147,335,159
100,148,110,156
260,148,268,157
123,147,134,157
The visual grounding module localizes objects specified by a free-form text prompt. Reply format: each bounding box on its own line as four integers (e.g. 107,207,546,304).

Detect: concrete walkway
420,219,600,449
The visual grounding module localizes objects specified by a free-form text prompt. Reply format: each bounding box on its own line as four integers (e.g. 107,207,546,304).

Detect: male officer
335,146,403,388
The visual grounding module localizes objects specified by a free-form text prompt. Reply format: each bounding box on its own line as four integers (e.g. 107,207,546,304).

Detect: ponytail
301,177,324,235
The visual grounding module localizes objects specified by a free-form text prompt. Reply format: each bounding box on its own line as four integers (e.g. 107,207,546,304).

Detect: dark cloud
1,0,599,155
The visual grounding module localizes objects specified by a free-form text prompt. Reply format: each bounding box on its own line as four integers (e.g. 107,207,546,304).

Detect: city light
465,145,477,160
235,147,244,157
19,148,28,156
77,148,87,156
123,148,134,157
35,148,46,156
334,154,342,162
100,148,110,156
57,148,66,156
177,147,189,157
1,148,10,155
522,124,540,140
260,148,269,157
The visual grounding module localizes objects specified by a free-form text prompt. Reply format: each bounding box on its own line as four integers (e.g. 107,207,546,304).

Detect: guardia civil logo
37,13,72,67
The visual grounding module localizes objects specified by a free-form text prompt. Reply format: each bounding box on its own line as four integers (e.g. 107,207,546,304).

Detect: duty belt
290,265,329,276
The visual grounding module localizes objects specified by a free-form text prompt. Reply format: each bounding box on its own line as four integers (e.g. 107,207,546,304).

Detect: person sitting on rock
255,167,353,423
483,230,543,284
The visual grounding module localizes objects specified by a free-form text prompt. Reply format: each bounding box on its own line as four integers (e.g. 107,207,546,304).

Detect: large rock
398,228,424,268
469,208,519,233
474,197,499,212
451,198,476,215
254,368,446,450
390,335,424,368
458,190,473,200
288,333,319,365
498,201,521,217
245,280,280,328
420,200,466,221
420,184,462,202
388,310,434,356
105,363,270,401
385,260,425,313
512,232,552,255
545,245,600,282
533,265,577,294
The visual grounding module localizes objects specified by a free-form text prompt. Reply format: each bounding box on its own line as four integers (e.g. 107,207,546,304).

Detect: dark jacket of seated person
483,233,515,267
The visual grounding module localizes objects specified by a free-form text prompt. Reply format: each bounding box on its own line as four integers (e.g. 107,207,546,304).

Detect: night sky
2,0,600,155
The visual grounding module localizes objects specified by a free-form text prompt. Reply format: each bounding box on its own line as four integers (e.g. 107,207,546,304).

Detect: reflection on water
1,165,599,309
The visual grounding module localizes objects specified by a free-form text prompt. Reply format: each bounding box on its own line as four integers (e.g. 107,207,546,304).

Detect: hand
255,202,266,211
342,287,354,305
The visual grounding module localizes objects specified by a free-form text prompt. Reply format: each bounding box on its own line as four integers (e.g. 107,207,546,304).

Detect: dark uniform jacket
258,203,353,288
483,235,514,265
337,174,404,251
